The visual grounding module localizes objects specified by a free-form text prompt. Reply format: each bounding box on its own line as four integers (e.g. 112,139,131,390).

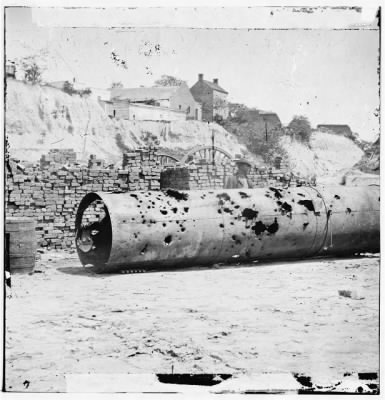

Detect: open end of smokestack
75,192,112,267
198,73,204,81
213,78,218,85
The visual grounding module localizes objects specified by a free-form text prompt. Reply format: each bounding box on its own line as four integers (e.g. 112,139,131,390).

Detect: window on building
195,109,198,120
186,106,190,114
179,105,182,110
113,110,116,117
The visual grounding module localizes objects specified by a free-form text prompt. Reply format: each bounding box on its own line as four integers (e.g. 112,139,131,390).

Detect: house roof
317,124,352,134
200,80,228,94
110,86,180,101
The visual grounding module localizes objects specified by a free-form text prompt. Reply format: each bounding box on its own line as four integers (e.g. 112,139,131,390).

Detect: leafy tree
21,60,43,84
154,75,184,87
111,81,123,89
288,115,312,143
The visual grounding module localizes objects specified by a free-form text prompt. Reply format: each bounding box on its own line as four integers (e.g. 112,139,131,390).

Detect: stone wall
6,149,161,249
160,161,300,191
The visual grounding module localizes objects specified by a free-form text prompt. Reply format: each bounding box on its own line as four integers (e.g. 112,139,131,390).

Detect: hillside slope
281,131,364,180
6,80,246,164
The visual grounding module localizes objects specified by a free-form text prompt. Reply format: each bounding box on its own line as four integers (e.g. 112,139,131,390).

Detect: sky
5,6,380,141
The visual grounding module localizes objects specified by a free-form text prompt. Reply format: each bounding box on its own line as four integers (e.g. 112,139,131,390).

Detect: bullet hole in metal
298,200,315,212
218,209,222,214
134,233,138,238
217,193,231,202
172,207,178,213
252,221,266,235
130,194,138,199
297,193,305,197
140,244,148,255
269,187,283,199
234,205,240,209
303,222,309,230
162,223,167,227
315,211,321,216
184,207,189,213
230,222,234,225
122,220,127,223
164,235,172,245
223,208,233,214
165,189,188,201
137,205,141,207
334,195,341,199
142,220,146,224
181,227,186,232
274,209,278,212
327,210,332,218
242,208,258,220
277,201,292,213
232,235,242,245
219,223,224,228
239,191,250,199
267,218,279,234
346,207,352,214
147,206,151,209
131,218,135,221
160,210,168,215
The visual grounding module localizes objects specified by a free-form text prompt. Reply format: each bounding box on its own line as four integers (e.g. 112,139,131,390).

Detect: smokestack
198,73,204,81
213,78,218,85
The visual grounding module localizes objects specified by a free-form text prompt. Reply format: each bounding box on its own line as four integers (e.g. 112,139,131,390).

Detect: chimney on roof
213,78,218,85
198,73,204,81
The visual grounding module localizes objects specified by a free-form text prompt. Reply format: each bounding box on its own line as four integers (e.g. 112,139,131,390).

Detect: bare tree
154,75,184,87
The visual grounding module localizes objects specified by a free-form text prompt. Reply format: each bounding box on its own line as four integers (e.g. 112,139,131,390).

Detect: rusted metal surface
75,185,380,272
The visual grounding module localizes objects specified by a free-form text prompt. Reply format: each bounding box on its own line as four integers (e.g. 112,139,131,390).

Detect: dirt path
5,252,379,392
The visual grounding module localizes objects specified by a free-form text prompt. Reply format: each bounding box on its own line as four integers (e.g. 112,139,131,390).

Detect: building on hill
317,124,353,137
108,82,202,121
259,111,282,131
190,74,229,122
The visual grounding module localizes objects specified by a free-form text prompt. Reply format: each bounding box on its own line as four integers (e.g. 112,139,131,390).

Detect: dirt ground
5,251,379,392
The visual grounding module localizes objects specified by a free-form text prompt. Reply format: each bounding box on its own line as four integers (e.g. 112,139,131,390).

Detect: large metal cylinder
75,185,380,272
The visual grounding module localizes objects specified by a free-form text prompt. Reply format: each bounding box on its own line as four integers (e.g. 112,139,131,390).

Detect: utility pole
265,120,268,142
211,125,215,165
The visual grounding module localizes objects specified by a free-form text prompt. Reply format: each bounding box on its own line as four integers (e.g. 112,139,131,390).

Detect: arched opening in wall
113,109,116,117
75,193,112,267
